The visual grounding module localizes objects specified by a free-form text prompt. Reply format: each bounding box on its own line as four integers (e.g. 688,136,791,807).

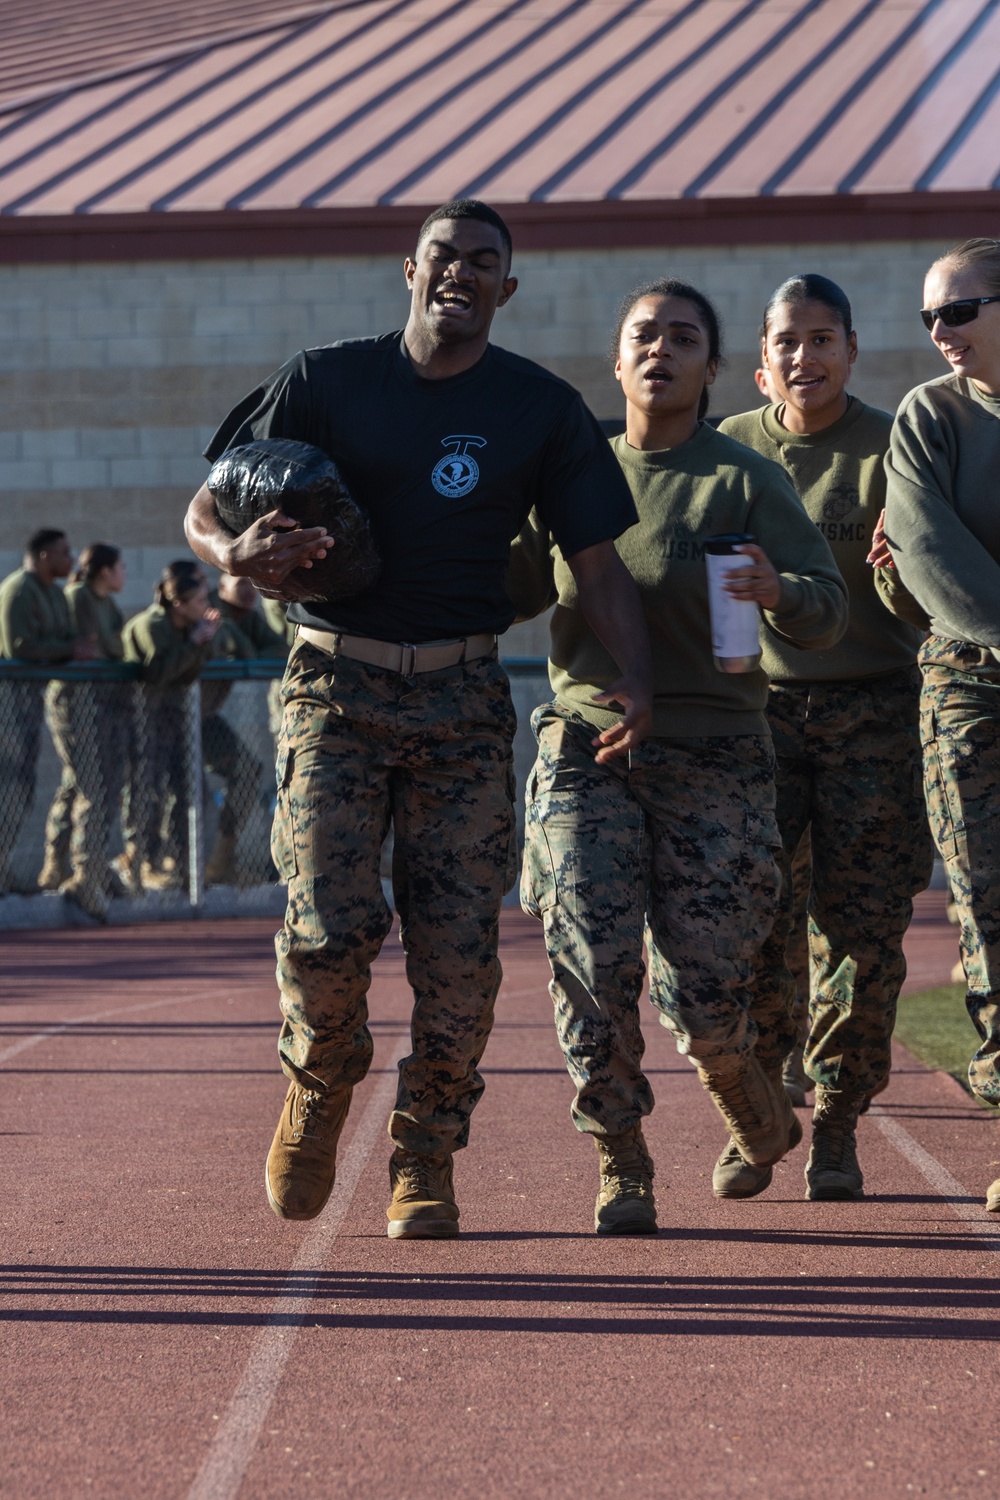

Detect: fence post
185,680,204,909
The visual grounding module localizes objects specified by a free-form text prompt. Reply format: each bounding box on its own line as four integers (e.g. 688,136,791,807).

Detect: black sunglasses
920,295,1000,331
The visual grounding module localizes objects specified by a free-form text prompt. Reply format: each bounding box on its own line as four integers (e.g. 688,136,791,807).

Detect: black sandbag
207,439,381,602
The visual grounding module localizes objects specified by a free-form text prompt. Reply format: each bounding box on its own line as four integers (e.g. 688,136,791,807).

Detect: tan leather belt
297,625,496,676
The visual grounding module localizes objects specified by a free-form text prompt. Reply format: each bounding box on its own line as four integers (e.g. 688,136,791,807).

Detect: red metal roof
0,0,998,217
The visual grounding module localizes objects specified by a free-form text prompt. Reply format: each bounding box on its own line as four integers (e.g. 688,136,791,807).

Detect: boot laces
293,1088,335,1141
812,1126,856,1173
599,1139,653,1197
394,1153,442,1196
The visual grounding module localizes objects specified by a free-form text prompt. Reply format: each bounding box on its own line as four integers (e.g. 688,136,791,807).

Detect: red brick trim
1,193,998,263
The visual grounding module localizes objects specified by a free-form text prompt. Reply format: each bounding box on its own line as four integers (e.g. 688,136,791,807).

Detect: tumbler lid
703,532,756,555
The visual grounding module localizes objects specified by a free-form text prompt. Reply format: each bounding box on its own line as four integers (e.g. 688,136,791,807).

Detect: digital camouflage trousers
751,667,932,1101
43,682,130,891
521,706,787,1138
920,637,1000,1106
271,638,516,1156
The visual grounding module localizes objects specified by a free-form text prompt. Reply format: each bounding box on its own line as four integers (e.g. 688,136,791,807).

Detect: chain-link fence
0,656,551,928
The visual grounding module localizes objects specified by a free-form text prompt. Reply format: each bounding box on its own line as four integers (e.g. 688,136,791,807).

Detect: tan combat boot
386,1149,460,1239
781,1042,812,1109
204,832,238,886
37,849,68,891
712,1064,803,1199
110,845,142,896
265,1081,352,1220
595,1125,657,1234
140,858,184,892
59,874,109,923
986,1179,1000,1213
804,1087,865,1201
698,1050,789,1168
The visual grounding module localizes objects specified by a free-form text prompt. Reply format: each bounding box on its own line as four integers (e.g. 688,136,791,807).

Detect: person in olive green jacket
882,236,1000,1215
0,528,97,896
719,275,933,1204
121,561,221,892
37,543,129,919
509,278,847,1234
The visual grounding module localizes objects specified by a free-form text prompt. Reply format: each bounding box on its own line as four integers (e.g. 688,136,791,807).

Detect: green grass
894,982,977,1092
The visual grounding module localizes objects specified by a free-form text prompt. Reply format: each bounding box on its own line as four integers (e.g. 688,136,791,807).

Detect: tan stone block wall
0,238,952,624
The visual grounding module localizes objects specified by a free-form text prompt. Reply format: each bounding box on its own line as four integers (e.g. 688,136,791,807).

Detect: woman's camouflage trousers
753,667,932,1100
920,637,1000,1106
271,638,516,1157
521,706,786,1138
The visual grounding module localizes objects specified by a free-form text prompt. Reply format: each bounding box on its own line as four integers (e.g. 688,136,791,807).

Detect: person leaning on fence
38,543,131,921
0,529,99,898
719,275,933,1203
120,561,221,893
184,196,652,1239
508,278,847,1234
201,574,289,886
881,236,1000,1216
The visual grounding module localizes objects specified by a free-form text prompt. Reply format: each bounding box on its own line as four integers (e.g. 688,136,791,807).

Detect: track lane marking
0,989,228,1066
186,1034,408,1500
870,1104,1000,1249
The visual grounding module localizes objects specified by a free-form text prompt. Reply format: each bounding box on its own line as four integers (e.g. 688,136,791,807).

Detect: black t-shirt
203,332,637,642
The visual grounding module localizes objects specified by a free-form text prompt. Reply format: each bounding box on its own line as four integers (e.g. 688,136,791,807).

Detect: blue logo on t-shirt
431,435,486,498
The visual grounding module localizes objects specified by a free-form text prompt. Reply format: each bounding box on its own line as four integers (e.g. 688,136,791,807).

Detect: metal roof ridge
0,0,365,119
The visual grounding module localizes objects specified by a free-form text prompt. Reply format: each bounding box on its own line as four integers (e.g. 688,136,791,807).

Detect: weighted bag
207,439,381,602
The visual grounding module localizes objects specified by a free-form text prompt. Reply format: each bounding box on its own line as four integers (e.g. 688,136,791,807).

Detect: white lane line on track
0,989,224,1066
187,1035,407,1500
869,1104,1000,1249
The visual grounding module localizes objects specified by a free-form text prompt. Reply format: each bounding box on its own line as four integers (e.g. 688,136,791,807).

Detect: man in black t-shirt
186,199,651,1238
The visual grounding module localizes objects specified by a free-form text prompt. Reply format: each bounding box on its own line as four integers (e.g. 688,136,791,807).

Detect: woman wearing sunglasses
720,274,932,1203
883,237,1000,1214
510,278,847,1233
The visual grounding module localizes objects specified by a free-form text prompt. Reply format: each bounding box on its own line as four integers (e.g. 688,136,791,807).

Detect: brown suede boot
712,1065,803,1199
204,832,238,886
386,1149,460,1239
595,1125,657,1235
781,1042,812,1108
59,874,109,923
698,1051,788,1167
140,858,184,892
805,1087,865,1201
265,1081,351,1221
37,849,69,891
986,1179,1000,1214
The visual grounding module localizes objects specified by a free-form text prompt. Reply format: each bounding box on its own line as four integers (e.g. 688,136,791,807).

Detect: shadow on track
1,1263,997,1342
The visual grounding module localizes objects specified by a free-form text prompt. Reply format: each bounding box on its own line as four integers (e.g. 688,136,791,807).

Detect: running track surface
1,890,997,1499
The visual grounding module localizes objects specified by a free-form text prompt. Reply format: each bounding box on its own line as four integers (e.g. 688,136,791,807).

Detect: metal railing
0,656,551,926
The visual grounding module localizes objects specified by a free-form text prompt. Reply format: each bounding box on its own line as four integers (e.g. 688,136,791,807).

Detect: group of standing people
181,197,1000,1236
0,538,292,918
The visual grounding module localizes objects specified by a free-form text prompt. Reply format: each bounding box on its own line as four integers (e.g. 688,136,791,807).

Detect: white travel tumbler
704,533,763,674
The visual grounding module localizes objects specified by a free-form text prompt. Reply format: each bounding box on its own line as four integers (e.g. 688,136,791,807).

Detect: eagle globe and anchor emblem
431,434,486,498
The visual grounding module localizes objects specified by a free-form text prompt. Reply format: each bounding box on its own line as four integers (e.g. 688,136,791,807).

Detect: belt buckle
399,643,416,678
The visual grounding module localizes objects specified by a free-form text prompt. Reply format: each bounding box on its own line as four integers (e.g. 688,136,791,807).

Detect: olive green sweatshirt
719,398,923,680
65,581,124,660
122,603,213,690
0,568,74,662
884,373,1000,658
507,424,847,738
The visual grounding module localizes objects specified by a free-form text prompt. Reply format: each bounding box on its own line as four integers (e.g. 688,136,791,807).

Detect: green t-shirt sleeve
885,392,1000,646
505,508,557,622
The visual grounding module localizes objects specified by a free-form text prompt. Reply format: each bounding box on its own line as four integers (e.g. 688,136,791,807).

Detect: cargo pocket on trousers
271,745,298,881
923,736,960,863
